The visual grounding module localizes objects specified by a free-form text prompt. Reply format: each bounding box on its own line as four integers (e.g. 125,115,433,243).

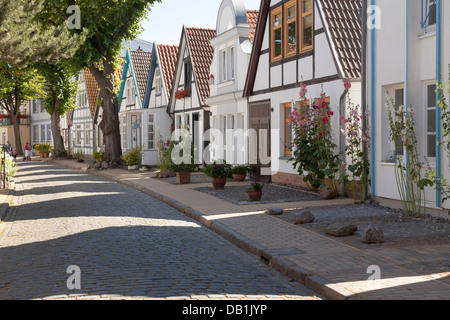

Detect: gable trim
118,49,143,112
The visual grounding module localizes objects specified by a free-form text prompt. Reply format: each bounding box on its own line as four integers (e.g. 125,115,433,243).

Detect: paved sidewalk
50,159,450,300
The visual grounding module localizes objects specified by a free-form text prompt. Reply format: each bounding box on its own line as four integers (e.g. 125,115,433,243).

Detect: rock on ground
294,210,315,224
324,222,357,237
266,207,283,215
361,227,385,244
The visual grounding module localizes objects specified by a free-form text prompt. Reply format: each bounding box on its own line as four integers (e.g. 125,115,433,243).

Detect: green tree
37,63,78,157
0,0,86,66
0,63,45,155
40,0,161,163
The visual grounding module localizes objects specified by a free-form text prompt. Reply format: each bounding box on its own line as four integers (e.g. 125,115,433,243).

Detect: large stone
266,206,283,215
294,210,315,224
324,222,357,237
101,161,109,169
362,227,385,244
320,190,338,200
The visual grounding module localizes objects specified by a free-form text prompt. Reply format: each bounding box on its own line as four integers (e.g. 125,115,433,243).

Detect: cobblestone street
0,162,321,300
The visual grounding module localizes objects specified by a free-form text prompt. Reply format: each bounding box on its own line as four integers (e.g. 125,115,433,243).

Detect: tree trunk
11,114,23,156
89,58,122,164
50,99,66,158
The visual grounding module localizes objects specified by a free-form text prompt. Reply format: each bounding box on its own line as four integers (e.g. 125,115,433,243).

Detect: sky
138,0,262,46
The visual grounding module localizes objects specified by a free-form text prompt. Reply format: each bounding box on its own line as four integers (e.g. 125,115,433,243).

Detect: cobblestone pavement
0,162,322,300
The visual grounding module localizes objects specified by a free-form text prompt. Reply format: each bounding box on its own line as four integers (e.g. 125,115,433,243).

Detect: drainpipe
370,0,376,197
339,88,349,197
435,0,442,208
361,0,368,201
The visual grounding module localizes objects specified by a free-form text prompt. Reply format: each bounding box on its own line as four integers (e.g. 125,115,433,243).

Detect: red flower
327,111,334,117
322,116,329,124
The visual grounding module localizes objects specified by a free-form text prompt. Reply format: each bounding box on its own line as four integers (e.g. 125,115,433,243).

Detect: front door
130,114,142,149
249,100,271,182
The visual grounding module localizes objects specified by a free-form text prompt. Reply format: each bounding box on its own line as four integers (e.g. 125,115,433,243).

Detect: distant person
12,148,17,161
24,141,32,161
6,141,12,155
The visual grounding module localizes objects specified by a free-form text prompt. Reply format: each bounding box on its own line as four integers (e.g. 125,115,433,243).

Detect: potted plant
170,162,197,184
246,182,264,201
39,143,53,158
204,160,232,190
231,164,251,182
121,146,143,170
93,152,104,163
74,152,84,163
33,144,42,157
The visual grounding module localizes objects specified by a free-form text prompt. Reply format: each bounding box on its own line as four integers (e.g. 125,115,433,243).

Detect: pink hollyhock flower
344,78,351,89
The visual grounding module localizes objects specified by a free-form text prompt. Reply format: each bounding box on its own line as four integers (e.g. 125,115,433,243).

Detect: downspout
436,0,442,208
361,0,368,201
339,88,349,197
405,0,409,199
370,0,376,197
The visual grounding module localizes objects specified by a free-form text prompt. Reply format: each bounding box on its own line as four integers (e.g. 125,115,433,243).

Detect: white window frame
425,82,437,159
230,46,235,80
148,113,156,150
422,0,437,32
220,50,227,82
121,115,127,150
155,68,161,95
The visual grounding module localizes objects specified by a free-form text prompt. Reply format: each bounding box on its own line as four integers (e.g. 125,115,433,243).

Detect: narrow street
0,162,321,300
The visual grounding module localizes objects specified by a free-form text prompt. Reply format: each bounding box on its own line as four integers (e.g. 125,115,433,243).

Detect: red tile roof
319,0,362,79
83,69,99,118
129,50,152,103
157,44,179,99
247,10,259,44
185,27,216,105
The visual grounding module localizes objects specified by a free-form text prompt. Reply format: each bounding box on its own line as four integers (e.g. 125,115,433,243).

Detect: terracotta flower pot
247,190,262,201
43,153,49,158
176,171,191,184
212,177,227,190
232,173,246,182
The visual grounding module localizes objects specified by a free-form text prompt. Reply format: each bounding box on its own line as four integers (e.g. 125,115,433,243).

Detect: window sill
217,80,235,88
419,30,436,40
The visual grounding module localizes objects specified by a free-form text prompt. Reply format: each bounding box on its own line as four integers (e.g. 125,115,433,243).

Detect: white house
142,43,178,165
168,26,216,164
118,49,153,164
207,0,258,165
243,0,362,184
30,99,52,148
368,0,450,216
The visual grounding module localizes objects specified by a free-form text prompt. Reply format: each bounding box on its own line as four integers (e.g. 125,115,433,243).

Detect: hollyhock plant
340,93,370,203
288,83,340,191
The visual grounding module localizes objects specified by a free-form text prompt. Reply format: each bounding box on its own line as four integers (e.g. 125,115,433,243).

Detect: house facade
142,43,178,165
0,101,31,153
168,26,216,164
70,70,97,157
243,0,362,183
29,99,52,151
368,0,450,214
118,49,153,164
207,0,258,165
